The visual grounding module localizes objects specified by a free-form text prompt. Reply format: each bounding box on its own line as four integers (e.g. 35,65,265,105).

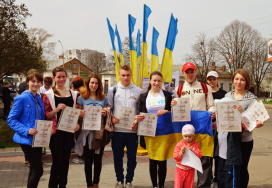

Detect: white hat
182,124,195,135
207,71,219,78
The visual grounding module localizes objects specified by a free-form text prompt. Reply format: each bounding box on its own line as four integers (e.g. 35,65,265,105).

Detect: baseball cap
44,77,53,85
182,124,195,136
182,62,196,72
206,71,219,78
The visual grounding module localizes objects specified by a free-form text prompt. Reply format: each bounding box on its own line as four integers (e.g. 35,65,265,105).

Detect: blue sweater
7,91,45,146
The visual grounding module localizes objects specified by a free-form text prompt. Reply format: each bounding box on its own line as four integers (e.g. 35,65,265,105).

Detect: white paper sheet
172,97,191,122
137,113,157,137
57,107,81,133
32,120,53,147
181,149,203,174
83,105,102,130
115,105,135,130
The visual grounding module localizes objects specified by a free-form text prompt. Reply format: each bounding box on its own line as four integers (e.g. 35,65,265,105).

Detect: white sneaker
115,182,124,188
125,183,133,188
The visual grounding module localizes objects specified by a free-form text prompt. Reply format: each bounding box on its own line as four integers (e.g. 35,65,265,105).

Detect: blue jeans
111,132,138,184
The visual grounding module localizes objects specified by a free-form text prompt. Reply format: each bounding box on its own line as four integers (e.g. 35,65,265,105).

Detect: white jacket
174,80,215,112
107,81,142,133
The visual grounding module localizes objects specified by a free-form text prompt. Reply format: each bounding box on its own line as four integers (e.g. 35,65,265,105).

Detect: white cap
182,124,195,136
207,71,219,78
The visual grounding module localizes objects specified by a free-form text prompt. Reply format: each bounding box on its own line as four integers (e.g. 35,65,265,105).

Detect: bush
0,121,19,148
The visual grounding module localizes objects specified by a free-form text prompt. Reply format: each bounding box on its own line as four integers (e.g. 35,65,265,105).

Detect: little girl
173,124,202,188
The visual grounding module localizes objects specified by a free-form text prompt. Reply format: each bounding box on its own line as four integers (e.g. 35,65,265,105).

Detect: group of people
6,62,264,188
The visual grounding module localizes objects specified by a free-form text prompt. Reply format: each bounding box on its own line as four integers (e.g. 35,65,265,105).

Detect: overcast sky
19,0,272,65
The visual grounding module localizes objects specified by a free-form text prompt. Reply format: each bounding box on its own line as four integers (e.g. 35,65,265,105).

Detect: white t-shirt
218,130,228,159
146,90,166,114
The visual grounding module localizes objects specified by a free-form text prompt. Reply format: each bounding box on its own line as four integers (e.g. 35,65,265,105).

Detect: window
220,83,223,89
69,63,71,69
73,63,77,70
229,83,232,91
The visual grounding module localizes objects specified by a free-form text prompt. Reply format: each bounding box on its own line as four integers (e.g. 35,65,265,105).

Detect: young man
38,76,53,95
172,62,216,188
107,65,142,188
2,81,16,119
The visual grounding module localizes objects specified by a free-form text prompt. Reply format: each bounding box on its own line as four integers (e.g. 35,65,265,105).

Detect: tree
26,28,57,61
249,37,272,96
86,50,107,74
215,20,260,75
185,33,216,82
0,0,46,80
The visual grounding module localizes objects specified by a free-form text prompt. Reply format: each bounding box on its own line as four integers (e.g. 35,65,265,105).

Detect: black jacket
137,90,172,113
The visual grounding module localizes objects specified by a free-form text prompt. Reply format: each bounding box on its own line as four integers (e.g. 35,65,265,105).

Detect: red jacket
173,139,202,170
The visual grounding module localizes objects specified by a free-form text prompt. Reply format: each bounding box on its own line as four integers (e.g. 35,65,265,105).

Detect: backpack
177,82,208,98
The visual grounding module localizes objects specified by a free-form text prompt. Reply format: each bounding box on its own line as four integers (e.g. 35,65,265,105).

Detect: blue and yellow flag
107,18,120,83
142,4,152,81
128,14,137,85
136,29,142,85
160,14,178,83
150,27,159,73
144,111,213,161
115,25,124,66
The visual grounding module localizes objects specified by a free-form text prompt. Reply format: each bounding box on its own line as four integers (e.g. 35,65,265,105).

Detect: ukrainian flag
136,29,142,85
107,18,120,83
144,111,213,161
150,27,159,73
128,14,137,85
142,4,152,80
160,14,178,83
115,25,124,66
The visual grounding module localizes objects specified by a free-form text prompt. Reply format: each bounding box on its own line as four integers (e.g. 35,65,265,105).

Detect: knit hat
182,124,195,136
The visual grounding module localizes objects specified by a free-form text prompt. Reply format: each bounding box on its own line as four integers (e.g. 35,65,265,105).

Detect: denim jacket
7,91,45,146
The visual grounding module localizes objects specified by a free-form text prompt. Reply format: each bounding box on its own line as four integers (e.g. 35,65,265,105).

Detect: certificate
181,149,203,173
216,101,242,132
32,120,53,147
115,105,135,130
172,97,191,122
83,105,102,130
241,100,269,132
57,106,81,133
137,113,158,137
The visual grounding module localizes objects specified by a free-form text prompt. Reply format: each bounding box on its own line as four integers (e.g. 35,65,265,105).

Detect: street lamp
58,40,64,68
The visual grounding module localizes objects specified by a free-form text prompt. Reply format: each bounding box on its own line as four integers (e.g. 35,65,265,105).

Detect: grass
0,120,19,148
263,101,272,104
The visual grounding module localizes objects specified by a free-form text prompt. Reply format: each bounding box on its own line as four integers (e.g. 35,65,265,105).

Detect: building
65,49,96,65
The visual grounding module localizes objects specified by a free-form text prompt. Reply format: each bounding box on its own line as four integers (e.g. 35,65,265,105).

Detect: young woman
43,67,80,188
206,71,227,183
74,73,108,188
8,71,45,187
137,71,172,188
224,69,264,188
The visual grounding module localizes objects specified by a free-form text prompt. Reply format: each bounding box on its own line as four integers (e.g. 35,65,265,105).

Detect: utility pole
58,40,64,68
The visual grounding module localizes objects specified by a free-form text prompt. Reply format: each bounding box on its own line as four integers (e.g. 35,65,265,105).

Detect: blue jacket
7,91,45,146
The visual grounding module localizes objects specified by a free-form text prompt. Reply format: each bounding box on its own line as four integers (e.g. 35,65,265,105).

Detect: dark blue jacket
7,91,45,146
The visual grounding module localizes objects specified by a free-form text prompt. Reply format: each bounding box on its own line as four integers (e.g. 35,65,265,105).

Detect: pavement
0,101,272,188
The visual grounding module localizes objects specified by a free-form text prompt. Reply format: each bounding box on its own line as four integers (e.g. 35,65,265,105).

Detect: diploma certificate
115,105,135,130
172,97,191,122
216,101,242,132
57,107,81,133
83,105,102,130
137,113,158,137
32,120,53,147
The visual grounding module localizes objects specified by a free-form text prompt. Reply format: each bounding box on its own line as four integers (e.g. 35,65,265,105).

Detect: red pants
174,167,195,188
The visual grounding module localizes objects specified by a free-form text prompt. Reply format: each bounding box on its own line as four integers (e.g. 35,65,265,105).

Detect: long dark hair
52,67,67,96
80,73,105,100
147,71,163,91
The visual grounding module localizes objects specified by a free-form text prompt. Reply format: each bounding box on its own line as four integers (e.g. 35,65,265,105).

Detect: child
173,124,202,188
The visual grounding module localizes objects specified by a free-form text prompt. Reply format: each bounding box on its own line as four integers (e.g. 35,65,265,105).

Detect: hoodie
107,81,142,133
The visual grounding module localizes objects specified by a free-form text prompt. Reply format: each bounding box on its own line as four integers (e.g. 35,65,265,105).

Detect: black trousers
197,156,212,188
20,144,43,188
217,157,241,188
49,130,74,188
149,159,167,188
3,101,11,117
84,141,105,187
240,140,253,188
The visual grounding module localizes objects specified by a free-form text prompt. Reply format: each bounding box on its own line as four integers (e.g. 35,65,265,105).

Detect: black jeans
3,101,11,117
149,159,167,188
20,144,43,188
197,156,212,188
240,140,253,188
49,130,74,188
84,140,105,187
